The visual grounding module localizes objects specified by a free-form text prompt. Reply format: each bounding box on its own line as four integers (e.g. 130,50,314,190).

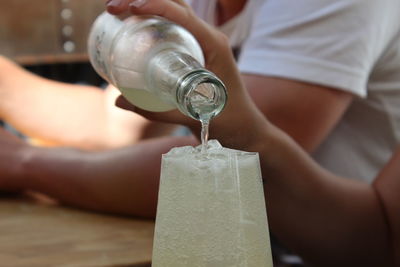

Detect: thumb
115,94,136,112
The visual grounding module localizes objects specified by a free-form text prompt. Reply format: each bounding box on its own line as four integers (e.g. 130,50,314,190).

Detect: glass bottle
88,12,227,121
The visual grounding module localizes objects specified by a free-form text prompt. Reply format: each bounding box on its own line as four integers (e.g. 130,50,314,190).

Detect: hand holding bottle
109,0,270,151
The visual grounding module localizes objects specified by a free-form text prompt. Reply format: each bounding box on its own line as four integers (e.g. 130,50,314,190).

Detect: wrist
209,120,272,154
245,120,279,157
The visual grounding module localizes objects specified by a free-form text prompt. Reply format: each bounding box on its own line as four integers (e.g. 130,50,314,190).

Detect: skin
0,0,398,265
18,132,197,218
0,56,175,150
108,0,354,154
110,0,399,266
215,0,247,25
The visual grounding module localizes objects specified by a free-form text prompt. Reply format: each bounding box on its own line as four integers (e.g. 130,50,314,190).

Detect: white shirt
189,0,400,183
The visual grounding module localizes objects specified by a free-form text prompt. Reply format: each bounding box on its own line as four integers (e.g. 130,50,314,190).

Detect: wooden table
0,194,154,267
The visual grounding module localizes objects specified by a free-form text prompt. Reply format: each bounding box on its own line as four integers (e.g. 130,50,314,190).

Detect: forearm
1,57,172,149
19,135,198,217
0,57,107,148
254,125,392,266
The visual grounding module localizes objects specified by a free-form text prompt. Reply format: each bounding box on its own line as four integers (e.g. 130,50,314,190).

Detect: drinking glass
152,140,273,267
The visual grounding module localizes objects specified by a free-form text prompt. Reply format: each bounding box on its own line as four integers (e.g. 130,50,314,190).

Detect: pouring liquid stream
200,118,210,153
190,82,221,153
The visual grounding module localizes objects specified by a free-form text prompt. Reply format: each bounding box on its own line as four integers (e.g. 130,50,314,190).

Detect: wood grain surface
0,194,154,267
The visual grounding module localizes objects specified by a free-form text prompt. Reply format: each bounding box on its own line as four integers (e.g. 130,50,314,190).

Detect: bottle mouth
177,70,227,121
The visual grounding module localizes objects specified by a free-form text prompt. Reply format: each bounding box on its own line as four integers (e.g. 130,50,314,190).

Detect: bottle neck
147,51,227,120
176,70,227,121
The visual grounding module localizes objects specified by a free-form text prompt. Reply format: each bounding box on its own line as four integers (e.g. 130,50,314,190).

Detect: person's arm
0,56,175,150
243,74,353,152
109,1,397,265
0,125,198,217
108,2,354,154
250,124,394,267
117,88,395,266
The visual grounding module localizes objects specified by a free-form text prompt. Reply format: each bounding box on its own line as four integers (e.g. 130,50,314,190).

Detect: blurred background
0,0,105,85
0,0,108,133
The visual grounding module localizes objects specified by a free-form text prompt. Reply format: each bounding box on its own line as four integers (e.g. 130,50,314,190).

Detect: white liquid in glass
152,141,273,267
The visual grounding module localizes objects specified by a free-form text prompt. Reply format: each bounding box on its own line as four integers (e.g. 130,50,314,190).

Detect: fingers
115,94,136,112
128,0,189,25
138,1,234,70
128,0,210,39
106,0,131,14
106,0,186,15
106,0,227,65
